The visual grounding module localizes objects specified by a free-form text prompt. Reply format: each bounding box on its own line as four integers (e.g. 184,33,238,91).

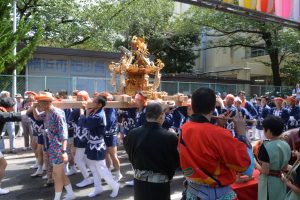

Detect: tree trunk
269,50,282,86
263,31,282,86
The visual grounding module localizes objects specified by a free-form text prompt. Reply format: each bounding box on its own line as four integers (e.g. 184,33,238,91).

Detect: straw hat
286,96,297,104
35,92,54,101
274,97,284,102
25,91,37,96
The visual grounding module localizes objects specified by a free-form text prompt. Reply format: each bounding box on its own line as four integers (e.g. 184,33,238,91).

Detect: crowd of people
0,86,299,200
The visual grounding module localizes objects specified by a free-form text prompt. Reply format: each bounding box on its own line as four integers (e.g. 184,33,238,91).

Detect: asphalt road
1,145,185,200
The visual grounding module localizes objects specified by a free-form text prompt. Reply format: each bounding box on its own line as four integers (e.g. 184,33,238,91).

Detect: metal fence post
72,77,77,91
159,82,162,92
177,82,180,93
259,85,261,97
44,76,47,90
280,86,282,96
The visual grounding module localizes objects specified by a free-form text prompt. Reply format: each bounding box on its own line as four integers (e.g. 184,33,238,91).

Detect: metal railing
0,75,294,98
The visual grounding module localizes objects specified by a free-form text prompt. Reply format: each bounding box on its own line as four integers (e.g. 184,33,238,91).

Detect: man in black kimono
124,101,179,200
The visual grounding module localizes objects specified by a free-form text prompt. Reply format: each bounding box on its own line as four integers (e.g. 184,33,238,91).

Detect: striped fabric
223,0,234,3
275,0,292,19
256,0,275,13
239,0,257,10
292,0,300,21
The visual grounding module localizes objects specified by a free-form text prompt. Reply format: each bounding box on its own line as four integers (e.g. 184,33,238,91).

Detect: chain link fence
0,75,294,98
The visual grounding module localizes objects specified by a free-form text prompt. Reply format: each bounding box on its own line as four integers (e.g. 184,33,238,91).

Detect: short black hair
238,91,246,95
0,97,16,108
192,88,216,114
58,90,68,98
261,96,269,101
262,116,284,136
146,101,163,120
94,96,106,107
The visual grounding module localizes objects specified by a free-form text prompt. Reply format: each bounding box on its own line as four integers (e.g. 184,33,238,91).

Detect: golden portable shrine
109,36,166,99
48,36,189,109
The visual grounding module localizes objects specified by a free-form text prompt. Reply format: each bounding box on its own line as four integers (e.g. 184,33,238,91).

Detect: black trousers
134,179,171,200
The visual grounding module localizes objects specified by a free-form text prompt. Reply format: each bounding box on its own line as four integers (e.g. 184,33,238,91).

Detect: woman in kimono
33,92,75,200
256,116,291,200
79,95,119,198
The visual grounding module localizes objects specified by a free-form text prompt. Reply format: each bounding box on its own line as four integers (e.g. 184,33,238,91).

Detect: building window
250,47,268,58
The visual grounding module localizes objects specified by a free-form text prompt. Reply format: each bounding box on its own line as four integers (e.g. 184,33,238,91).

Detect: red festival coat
178,120,250,187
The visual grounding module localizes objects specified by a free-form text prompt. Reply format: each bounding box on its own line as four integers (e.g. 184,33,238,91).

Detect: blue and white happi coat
79,108,107,161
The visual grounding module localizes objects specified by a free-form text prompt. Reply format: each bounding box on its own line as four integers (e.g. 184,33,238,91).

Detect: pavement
1,134,259,200
1,136,185,200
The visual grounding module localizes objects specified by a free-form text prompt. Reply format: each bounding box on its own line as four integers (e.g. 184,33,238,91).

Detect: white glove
289,116,295,121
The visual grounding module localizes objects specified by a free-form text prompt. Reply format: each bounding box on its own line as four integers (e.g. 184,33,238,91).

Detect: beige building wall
200,41,273,82
174,2,273,82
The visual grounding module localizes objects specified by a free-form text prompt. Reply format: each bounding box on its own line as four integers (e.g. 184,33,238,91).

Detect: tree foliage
281,56,300,86
180,6,300,86
149,34,200,73
17,0,201,73
0,0,42,74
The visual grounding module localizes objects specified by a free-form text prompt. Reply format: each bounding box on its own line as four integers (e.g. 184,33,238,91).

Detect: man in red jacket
178,88,251,200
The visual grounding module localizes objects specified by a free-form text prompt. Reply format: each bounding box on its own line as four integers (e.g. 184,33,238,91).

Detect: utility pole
12,0,17,100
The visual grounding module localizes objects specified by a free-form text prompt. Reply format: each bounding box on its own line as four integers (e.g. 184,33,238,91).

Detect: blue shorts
104,135,117,147
37,134,44,145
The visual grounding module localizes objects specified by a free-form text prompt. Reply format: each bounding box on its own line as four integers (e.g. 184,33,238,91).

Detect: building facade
26,46,121,95
174,2,273,85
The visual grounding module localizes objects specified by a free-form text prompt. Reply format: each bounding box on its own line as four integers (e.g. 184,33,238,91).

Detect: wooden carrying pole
34,94,190,109
211,115,257,124
52,100,136,109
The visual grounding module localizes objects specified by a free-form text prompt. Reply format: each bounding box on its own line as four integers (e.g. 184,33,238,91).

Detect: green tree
17,0,91,48
181,6,300,86
18,0,201,73
149,34,200,73
109,0,201,73
281,57,300,86
0,0,42,74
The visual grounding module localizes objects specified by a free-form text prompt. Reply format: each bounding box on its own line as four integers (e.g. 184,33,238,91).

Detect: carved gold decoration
109,36,165,98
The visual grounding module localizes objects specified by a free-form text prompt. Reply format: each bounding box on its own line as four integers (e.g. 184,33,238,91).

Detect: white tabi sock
70,165,76,171
54,192,62,200
38,165,43,172
64,184,74,195
115,170,121,177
